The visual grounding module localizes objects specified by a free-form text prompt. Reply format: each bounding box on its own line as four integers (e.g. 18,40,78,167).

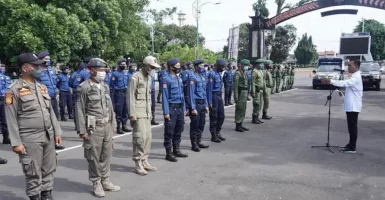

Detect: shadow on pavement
0,190,26,200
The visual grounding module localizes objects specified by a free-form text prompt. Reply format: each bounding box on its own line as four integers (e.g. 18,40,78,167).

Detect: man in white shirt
322,60,363,153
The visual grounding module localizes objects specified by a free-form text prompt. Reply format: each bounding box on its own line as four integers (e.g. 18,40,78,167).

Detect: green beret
240,59,250,65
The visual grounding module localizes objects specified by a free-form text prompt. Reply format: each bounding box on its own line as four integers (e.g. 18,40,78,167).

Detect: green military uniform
234,59,250,132
275,66,282,93
251,63,265,124
289,68,295,89
5,79,62,199
127,57,159,176
285,68,290,90
76,58,120,198
262,68,273,119
271,66,276,94
281,67,287,91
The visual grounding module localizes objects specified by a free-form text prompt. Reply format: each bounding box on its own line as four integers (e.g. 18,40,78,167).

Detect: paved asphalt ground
1,72,385,200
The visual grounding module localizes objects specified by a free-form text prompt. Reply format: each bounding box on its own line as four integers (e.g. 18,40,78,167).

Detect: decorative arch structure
264,0,385,29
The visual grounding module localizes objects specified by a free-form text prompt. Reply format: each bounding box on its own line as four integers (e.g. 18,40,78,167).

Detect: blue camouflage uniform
104,70,112,86
180,62,192,112
151,73,157,123
69,62,91,130
187,59,210,150
162,58,186,156
110,64,130,129
223,68,234,105
0,72,11,141
57,67,73,118
37,52,59,118
207,59,227,142
156,69,167,102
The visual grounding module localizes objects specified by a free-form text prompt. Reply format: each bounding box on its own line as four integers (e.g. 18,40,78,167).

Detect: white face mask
96,71,106,83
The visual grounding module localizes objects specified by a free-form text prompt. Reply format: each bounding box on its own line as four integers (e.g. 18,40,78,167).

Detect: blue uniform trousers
224,85,233,103
113,89,128,125
209,92,225,134
51,98,59,119
189,103,206,139
59,91,73,116
0,98,8,138
164,106,184,150
72,93,78,130
151,90,156,119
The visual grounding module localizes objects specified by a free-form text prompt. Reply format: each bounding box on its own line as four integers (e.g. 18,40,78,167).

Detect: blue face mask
243,66,249,71
0,69,5,75
45,60,51,66
199,66,206,73
129,69,136,73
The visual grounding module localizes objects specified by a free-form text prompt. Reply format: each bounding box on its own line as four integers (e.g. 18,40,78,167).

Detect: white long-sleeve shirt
330,71,363,112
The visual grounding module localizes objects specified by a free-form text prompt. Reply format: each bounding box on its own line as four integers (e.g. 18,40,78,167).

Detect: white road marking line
58,89,298,154
306,84,312,86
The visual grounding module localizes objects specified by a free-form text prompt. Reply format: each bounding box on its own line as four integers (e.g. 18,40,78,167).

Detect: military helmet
88,58,107,68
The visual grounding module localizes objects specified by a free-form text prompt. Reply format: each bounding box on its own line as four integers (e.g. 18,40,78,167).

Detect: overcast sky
148,0,385,54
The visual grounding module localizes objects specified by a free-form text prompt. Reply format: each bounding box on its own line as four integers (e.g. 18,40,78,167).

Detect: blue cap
117,58,126,65
216,58,227,66
79,63,85,70
193,59,205,66
167,58,180,66
37,52,49,59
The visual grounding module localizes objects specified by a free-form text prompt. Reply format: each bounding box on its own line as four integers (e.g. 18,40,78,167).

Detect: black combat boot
190,137,201,152
55,144,65,150
210,132,221,143
225,100,229,106
216,131,226,141
235,123,244,132
68,114,74,119
60,115,67,121
241,124,249,131
262,112,272,120
228,101,233,105
173,144,188,157
29,194,41,200
122,124,131,132
252,114,261,124
197,136,209,148
41,190,54,200
0,157,7,164
116,124,124,135
151,119,159,125
2,135,10,144
165,149,178,162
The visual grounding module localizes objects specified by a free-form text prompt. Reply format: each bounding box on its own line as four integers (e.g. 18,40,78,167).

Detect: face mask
205,67,208,71
198,66,206,73
0,69,5,75
45,60,51,66
172,67,180,74
119,65,126,70
95,71,106,83
243,66,249,71
217,66,224,72
29,69,42,79
129,69,136,73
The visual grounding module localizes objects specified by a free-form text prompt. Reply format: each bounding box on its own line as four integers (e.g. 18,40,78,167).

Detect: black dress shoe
29,194,41,200
41,190,54,200
0,157,7,164
151,120,159,125
217,133,226,141
68,114,74,119
241,125,249,131
55,145,65,150
122,125,131,132
165,153,178,162
3,137,11,144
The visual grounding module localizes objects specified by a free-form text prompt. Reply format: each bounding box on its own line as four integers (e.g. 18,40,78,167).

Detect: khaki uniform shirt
4,79,62,146
251,69,264,94
265,70,273,88
75,79,116,134
127,71,152,119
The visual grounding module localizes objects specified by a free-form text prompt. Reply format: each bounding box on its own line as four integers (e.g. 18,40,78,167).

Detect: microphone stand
311,71,343,153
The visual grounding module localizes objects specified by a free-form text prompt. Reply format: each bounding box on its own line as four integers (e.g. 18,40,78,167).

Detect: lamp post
192,0,221,59
150,25,165,56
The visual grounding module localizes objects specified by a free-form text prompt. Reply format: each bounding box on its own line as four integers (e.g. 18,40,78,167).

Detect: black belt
115,89,127,93
238,87,248,90
212,92,222,96
169,103,183,108
59,90,71,92
195,100,205,105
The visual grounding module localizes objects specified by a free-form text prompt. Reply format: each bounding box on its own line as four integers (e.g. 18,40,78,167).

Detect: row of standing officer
0,63,12,164
271,65,295,94
160,58,227,162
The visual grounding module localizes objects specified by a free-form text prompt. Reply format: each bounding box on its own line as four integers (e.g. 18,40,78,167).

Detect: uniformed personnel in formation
223,63,234,106
187,59,210,152
127,56,160,175
162,58,188,162
251,61,265,124
57,65,73,121
75,58,120,198
271,65,276,94
289,66,295,89
156,63,167,103
0,64,11,144
207,59,227,143
275,65,282,93
5,53,63,200
262,63,273,120
233,59,250,132
110,58,131,134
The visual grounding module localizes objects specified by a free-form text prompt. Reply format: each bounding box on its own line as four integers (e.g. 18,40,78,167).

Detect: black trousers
346,112,359,148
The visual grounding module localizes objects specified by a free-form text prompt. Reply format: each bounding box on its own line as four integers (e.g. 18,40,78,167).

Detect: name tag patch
18,88,32,96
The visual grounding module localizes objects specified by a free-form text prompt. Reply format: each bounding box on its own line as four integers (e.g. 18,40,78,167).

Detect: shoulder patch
40,86,47,94
5,93,13,105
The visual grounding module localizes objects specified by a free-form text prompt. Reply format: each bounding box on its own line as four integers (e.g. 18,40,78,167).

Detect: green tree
237,23,250,60
160,44,221,64
253,0,269,18
269,24,297,63
354,19,385,60
294,33,317,65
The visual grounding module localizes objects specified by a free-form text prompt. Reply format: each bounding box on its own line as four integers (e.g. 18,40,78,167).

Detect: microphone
334,68,345,72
